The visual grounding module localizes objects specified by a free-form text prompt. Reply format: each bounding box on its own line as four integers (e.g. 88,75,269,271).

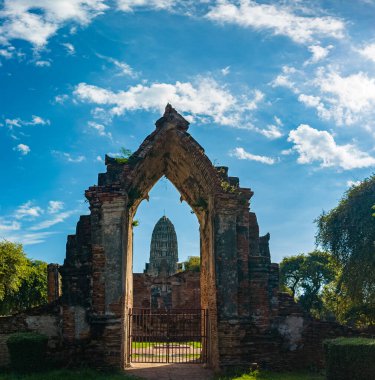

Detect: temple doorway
129,178,206,364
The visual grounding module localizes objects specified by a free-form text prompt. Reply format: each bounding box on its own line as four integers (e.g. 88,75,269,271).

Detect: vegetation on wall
114,147,132,164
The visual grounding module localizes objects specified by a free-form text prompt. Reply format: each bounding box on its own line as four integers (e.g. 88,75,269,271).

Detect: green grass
324,336,375,346
216,370,325,380
0,368,326,380
0,369,140,380
0,369,325,380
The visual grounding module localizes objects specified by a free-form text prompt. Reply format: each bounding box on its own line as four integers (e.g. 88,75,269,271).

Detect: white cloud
29,210,75,230
3,231,55,245
15,201,43,219
230,147,276,164
358,43,375,63
90,106,113,124
96,53,137,77
0,0,108,48
271,66,298,93
0,201,78,244
305,45,333,65
6,118,22,128
35,60,51,67
206,0,345,44
0,220,21,232
88,121,112,138
285,67,375,127
274,116,282,126
312,69,375,125
221,66,230,76
257,124,282,139
62,42,75,54
0,48,13,59
259,116,284,139
5,115,50,129
246,89,264,110
14,143,30,155
117,0,174,12
298,93,330,120
96,155,103,162
52,150,86,163
30,115,49,125
298,93,321,108
48,200,64,214
287,124,375,170
54,94,69,104
63,153,86,163
74,77,264,127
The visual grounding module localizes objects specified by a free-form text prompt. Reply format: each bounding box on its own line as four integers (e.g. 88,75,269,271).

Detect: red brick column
47,263,60,303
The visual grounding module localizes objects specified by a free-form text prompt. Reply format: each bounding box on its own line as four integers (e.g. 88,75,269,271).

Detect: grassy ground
216,370,324,380
0,369,139,380
0,368,325,380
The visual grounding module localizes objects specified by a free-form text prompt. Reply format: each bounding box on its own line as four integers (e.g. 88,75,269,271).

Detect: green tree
279,254,305,297
7,260,48,313
0,241,47,315
316,175,375,326
0,240,28,301
280,251,337,317
183,256,200,272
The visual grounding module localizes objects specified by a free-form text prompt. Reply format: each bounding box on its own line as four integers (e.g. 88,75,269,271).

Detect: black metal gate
128,308,208,363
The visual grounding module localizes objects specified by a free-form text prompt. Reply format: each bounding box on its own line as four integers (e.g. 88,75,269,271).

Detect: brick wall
133,271,200,310
0,303,61,367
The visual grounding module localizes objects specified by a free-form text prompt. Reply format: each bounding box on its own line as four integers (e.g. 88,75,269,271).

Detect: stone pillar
248,212,272,331
248,256,271,331
47,263,60,303
214,197,244,368
214,208,238,318
89,196,128,368
199,210,219,371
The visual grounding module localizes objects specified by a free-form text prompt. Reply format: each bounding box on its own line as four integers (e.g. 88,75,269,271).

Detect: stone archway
60,105,274,371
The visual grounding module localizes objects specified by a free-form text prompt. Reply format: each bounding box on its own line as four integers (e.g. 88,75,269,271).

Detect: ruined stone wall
133,271,200,310
55,105,366,371
270,291,365,370
0,303,61,367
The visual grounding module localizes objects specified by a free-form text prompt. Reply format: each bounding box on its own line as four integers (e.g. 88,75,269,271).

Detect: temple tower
145,216,178,277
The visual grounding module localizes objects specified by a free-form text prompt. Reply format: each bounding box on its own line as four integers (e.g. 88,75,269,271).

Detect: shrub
323,337,375,380
6,332,48,372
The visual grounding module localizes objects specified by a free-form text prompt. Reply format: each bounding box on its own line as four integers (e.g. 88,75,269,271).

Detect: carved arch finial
155,104,190,130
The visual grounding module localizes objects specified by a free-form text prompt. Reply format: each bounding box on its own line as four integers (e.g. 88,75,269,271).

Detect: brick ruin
133,214,200,310
0,105,358,371
133,271,200,310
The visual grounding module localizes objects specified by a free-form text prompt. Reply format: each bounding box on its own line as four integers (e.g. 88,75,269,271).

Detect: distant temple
144,216,179,277
133,216,200,309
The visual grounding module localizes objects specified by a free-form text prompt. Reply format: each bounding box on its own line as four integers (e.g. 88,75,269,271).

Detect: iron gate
128,308,208,363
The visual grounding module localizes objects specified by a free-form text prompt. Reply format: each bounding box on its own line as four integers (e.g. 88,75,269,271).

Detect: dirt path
125,363,214,380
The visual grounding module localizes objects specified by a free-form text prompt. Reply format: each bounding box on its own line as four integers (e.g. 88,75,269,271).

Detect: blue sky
1,0,375,273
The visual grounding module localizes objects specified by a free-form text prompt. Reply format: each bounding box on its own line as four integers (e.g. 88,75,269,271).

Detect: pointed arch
61,105,273,372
